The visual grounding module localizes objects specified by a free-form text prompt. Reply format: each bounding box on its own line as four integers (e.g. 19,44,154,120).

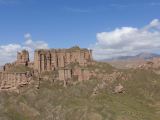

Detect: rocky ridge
0,46,93,91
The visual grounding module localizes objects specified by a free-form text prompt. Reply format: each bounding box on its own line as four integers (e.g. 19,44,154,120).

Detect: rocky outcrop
3,50,32,72
138,58,160,70
58,66,91,82
34,46,93,72
3,63,15,71
0,71,32,90
1,50,34,91
0,46,94,91
114,83,124,93
16,50,30,66
33,46,93,82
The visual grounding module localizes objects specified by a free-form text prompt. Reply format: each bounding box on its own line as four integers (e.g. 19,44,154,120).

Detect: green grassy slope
0,63,160,120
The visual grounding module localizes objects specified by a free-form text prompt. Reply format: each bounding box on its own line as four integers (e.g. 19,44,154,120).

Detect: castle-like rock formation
16,50,30,66
0,46,93,90
34,46,92,72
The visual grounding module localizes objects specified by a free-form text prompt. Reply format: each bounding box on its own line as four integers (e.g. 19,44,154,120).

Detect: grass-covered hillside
0,62,160,120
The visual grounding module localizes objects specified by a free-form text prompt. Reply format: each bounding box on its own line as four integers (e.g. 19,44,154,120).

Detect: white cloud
0,44,21,65
0,33,48,65
150,19,160,27
91,19,160,60
24,33,48,50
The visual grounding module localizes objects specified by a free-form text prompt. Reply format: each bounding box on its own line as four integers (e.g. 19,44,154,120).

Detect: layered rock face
34,46,93,72
16,50,30,66
3,50,30,71
34,46,93,81
0,50,33,90
3,63,15,71
0,71,32,90
58,66,91,81
0,46,93,91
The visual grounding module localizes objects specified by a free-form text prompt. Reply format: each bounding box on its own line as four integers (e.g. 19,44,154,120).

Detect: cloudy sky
92,19,160,59
0,0,160,64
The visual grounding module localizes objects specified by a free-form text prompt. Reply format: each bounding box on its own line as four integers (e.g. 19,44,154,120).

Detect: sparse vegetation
6,65,33,73
0,62,160,120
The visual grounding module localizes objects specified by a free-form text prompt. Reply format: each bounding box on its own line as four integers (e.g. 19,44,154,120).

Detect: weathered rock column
58,69,65,81
46,53,51,71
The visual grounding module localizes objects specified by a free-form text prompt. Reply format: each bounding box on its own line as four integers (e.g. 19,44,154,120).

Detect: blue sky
0,0,160,64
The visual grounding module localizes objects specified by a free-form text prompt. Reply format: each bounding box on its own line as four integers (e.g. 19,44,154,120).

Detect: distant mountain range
102,52,160,61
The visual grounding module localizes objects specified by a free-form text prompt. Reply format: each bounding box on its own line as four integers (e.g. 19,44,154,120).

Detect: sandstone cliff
0,46,94,91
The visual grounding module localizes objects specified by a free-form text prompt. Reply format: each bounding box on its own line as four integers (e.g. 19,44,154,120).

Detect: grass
5,65,33,73
0,62,160,120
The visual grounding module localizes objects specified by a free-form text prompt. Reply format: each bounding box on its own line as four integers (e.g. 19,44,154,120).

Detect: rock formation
3,63,15,71
34,46,93,72
3,50,33,71
0,71,32,90
138,57,160,69
114,83,124,93
16,50,30,66
0,46,93,91
58,66,91,82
